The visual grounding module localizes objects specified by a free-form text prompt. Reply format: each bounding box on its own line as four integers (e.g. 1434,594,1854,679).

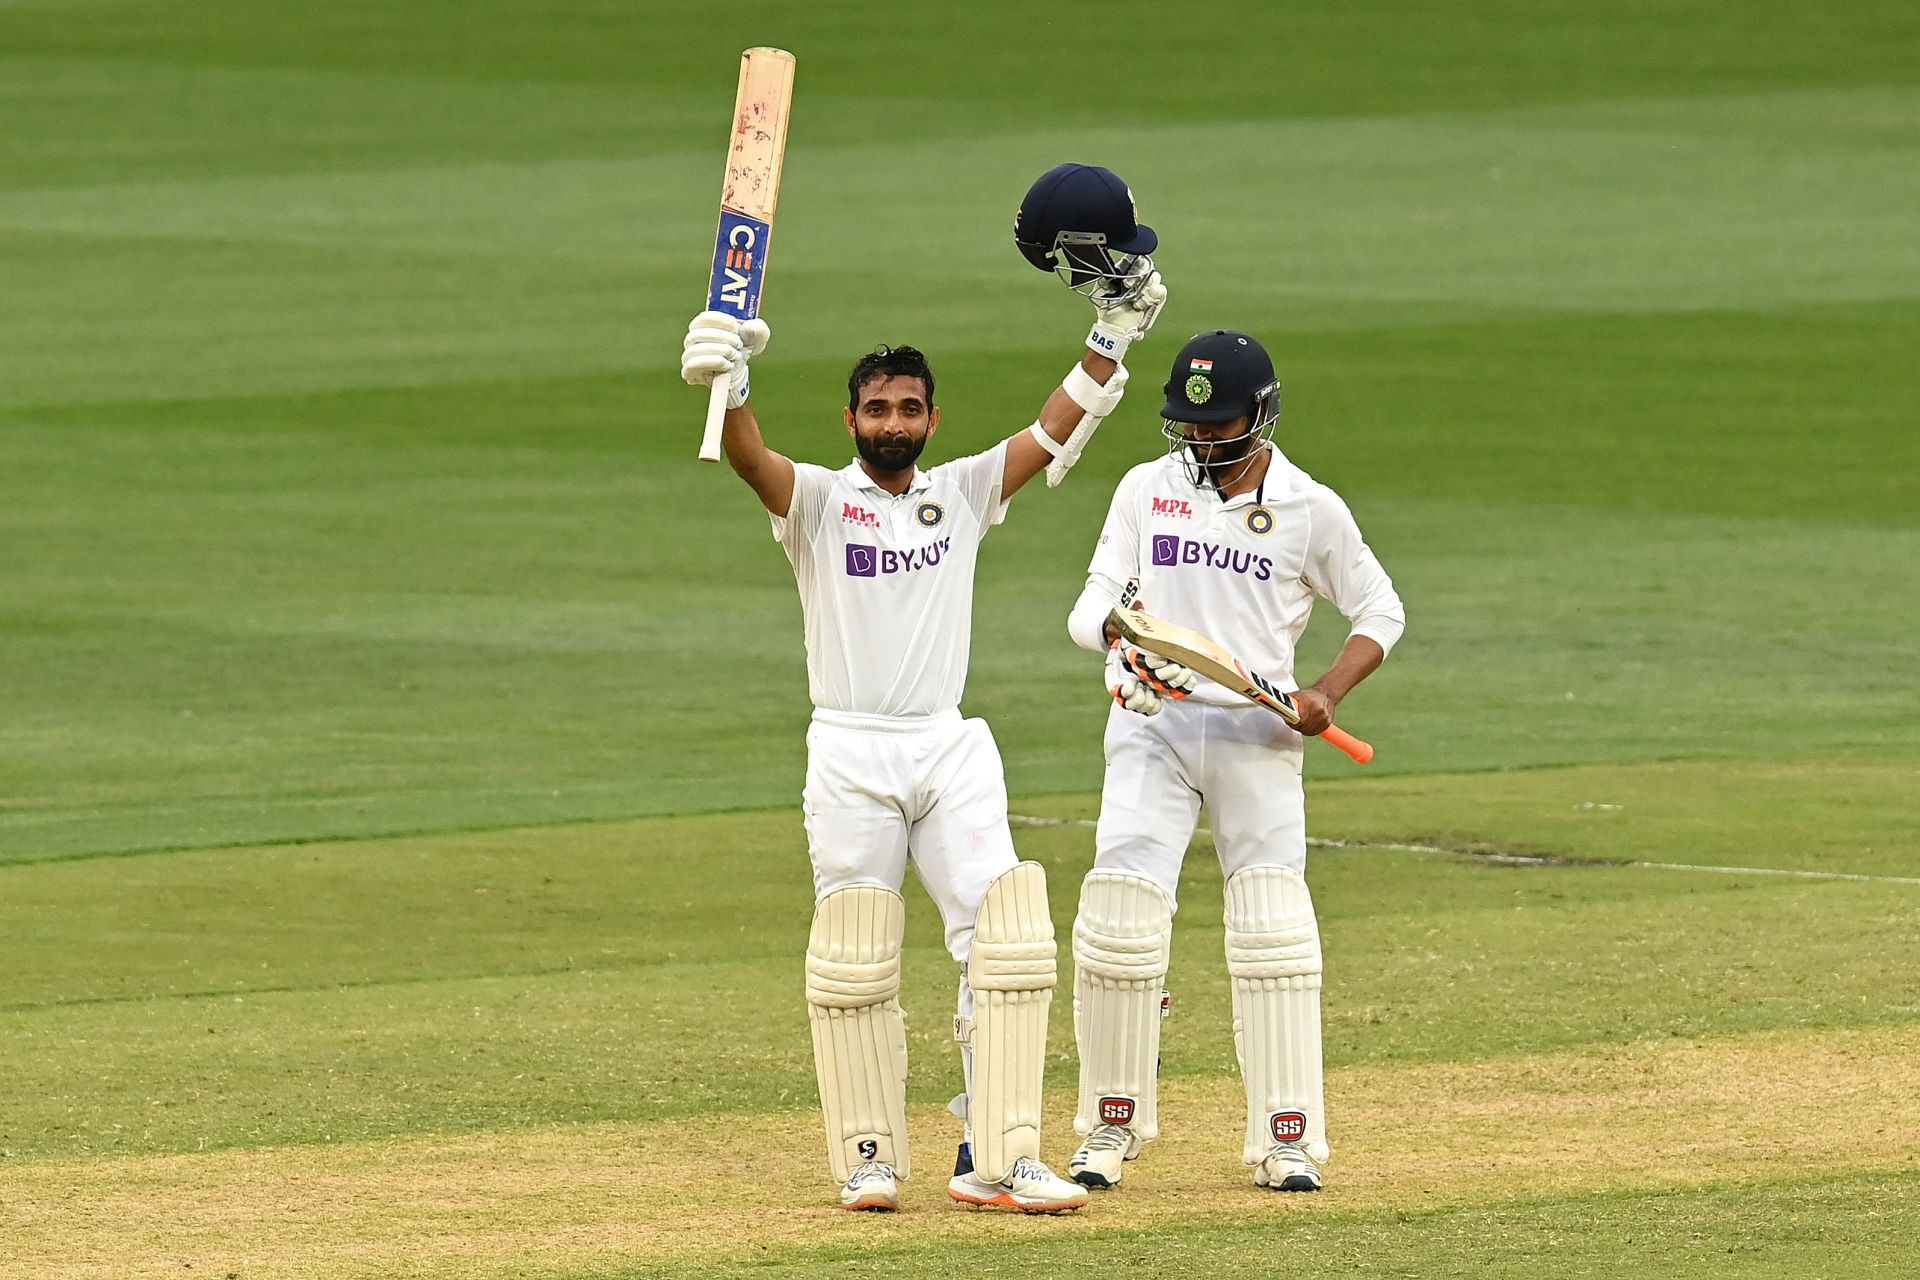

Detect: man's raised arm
683,311,795,516
1001,267,1167,499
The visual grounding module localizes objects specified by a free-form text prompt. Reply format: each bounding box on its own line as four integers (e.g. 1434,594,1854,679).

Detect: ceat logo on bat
1098,1096,1136,1125
841,503,880,528
1150,497,1194,518
1270,1111,1308,1143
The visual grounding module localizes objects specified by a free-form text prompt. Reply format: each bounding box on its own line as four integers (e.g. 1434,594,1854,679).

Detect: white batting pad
1223,865,1329,1165
964,861,1058,1181
1072,870,1174,1141
806,885,911,1181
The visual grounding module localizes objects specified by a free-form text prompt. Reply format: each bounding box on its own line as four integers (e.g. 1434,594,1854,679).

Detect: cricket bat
697,47,796,463
1107,607,1376,764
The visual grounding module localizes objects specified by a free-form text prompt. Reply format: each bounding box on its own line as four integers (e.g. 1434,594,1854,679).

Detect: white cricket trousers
1094,699,1307,901
803,708,1020,963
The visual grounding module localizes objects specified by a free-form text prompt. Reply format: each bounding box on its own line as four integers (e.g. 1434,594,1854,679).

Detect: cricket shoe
839,1160,901,1211
947,1143,1088,1213
1068,1123,1144,1189
1253,1141,1323,1192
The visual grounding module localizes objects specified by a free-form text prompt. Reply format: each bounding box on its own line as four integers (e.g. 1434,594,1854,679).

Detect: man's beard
1190,435,1258,486
855,430,928,473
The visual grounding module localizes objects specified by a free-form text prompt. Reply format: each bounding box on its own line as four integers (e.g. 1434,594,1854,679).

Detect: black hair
847,345,935,412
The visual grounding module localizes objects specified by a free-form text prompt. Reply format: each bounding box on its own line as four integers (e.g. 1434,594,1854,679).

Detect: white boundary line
1008,815,1920,886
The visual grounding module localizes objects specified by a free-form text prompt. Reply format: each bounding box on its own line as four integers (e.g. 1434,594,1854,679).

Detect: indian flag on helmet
1189,358,1214,372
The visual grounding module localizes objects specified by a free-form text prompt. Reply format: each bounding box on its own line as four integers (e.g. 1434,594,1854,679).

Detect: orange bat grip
1320,725,1374,765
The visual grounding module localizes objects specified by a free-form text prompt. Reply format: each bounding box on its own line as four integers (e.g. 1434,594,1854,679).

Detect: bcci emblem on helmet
1184,374,1212,404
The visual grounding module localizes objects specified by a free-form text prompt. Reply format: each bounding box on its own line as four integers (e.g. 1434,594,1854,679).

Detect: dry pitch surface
9,1025,1915,1278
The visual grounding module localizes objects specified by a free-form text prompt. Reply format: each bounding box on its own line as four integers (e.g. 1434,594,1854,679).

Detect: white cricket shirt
773,443,1011,717
1068,443,1405,705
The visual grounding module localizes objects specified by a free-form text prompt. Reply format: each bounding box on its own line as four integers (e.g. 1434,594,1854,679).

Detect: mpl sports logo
1150,497,1194,519
845,537,951,578
1269,1111,1308,1143
1151,535,1273,581
841,502,881,529
1098,1096,1136,1125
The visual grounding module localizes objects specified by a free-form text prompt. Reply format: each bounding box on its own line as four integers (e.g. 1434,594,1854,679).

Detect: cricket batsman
1062,329,1406,1193
679,164,1166,1213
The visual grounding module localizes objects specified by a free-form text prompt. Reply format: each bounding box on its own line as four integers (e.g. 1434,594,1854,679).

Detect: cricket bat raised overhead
1107,607,1376,764
697,47,796,463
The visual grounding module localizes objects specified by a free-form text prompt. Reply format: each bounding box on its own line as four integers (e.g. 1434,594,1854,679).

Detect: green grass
658,1174,1920,1280
2,0,1917,1275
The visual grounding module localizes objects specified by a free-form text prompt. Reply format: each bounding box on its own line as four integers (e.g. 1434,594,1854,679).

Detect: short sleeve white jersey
1071,443,1405,705
771,442,1011,717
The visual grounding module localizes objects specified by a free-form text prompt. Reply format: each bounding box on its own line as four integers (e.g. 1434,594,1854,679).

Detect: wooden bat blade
698,47,795,463
1106,607,1375,764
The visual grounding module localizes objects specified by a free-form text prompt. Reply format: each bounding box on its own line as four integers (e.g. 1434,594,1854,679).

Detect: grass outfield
2,0,1917,1276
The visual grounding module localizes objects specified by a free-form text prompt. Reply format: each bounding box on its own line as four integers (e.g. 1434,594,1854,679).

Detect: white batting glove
1105,641,1161,716
1106,640,1195,716
1120,643,1198,699
681,311,771,409
1086,265,1168,362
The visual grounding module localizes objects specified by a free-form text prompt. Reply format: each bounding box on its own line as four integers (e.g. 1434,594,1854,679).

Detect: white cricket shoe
1253,1141,1323,1192
1068,1123,1143,1189
839,1160,900,1211
947,1145,1088,1214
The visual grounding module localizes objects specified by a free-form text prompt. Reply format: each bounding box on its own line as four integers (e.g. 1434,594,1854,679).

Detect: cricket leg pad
1224,865,1329,1166
964,861,1058,1182
807,885,911,1181
1072,870,1174,1143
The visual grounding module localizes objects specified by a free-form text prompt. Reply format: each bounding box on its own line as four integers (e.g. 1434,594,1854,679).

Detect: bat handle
698,378,729,463
1320,724,1374,765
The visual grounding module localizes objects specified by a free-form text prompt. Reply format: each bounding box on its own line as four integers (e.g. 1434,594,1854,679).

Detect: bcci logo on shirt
1245,506,1274,535
915,501,945,529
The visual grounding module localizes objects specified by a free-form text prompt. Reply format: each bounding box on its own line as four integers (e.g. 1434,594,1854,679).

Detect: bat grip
1321,725,1374,765
698,378,729,463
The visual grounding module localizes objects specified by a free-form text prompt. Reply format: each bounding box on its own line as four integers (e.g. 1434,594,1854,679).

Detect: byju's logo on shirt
1150,497,1194,519
845,538,952,578
1151,535,1273,581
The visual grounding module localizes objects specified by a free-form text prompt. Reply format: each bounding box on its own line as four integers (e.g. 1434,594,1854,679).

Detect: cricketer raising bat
1107,607,1376,764
697,47,796,463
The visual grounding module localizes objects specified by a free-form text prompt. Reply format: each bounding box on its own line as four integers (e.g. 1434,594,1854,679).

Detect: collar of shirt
842,458,934,496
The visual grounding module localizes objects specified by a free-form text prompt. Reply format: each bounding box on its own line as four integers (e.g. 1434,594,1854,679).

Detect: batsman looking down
680,163,1166,1213
1063,330,1406,1194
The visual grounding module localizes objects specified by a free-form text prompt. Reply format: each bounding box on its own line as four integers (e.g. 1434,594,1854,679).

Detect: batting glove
681,311,771,409
1086,264,1167,362
1119,643,1198,699
1107,640,1196,716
